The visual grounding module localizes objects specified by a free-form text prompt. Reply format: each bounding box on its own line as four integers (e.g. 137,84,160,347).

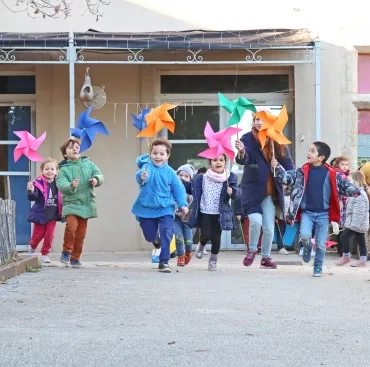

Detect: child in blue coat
188,154,240,271
131,139,189,273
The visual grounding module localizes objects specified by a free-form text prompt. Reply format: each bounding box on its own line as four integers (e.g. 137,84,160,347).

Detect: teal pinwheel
218,92,257,126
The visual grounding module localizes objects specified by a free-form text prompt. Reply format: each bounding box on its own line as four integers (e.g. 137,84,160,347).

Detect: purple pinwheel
71,107,109,153
131,108,151,140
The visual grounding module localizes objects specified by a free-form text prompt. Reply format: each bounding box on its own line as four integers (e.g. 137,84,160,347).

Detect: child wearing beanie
174,164,195,266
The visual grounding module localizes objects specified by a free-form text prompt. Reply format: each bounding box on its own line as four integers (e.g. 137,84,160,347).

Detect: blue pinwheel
71,107,109,153
131,108,151,140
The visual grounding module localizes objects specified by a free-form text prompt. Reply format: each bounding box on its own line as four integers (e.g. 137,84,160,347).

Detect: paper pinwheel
13,131,46,162
198,122,242,162
137,103,177,138
71,107,109,153
255,105,292,149
132,108,151,132
218,92,256,127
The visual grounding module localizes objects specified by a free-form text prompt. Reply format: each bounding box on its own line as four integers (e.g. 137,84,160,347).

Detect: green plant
26,264,40,273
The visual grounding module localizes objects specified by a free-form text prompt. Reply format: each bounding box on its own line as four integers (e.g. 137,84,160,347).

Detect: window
358,110,370,166
0,76,35,94
358,55,370,94
161,75,289,94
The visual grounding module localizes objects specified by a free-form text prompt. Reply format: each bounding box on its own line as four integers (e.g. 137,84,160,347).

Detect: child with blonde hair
27,158,62,263
335,171,370,267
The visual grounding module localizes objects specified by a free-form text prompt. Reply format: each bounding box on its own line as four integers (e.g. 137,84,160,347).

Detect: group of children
26,135,370,277
27,138,104,266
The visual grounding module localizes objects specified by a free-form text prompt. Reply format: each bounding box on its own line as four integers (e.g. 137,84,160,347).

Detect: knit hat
176,164,196,180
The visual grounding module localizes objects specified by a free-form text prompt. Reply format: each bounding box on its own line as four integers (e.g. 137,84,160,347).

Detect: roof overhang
0,29,318,64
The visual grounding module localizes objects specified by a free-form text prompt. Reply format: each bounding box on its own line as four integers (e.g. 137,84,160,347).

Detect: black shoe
152,238,161,249
170,251,177,259
158,262,171,273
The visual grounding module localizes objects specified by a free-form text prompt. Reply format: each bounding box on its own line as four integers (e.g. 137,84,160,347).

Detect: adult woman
235,114,294,268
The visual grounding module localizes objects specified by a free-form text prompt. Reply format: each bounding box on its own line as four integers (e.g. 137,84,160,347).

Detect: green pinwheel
218,92,257,126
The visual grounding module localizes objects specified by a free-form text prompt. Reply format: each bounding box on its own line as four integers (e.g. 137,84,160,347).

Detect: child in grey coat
336,171,370,267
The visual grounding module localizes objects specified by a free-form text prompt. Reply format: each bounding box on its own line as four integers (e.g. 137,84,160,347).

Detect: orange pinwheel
136,103,177,137
255,105,292,149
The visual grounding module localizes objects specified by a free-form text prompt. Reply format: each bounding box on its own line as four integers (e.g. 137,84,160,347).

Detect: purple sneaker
243,250,257,267
260,257,277,269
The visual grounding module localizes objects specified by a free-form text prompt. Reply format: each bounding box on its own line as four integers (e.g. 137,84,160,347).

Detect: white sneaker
203,248,208,255
299,247,304,256
28,247,36,254
42,255,51,263
311,250,316,258
278,248,290,255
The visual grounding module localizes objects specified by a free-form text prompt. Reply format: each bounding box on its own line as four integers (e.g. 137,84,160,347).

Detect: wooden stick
271,141,276,177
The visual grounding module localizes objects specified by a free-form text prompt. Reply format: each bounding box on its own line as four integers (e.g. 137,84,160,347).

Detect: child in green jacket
56,138,104,267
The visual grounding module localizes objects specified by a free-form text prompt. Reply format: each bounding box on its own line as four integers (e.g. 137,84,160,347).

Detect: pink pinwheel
198,122,242,162
13,131,46,162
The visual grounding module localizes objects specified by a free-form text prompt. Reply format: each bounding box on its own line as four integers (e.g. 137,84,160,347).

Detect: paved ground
1,251,370,367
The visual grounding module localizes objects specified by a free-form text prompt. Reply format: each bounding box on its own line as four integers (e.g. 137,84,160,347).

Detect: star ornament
13,131,46,162
71,107,109,153
218,92,256,127
197,122,242,162
137,103,177,138
255,105,292,149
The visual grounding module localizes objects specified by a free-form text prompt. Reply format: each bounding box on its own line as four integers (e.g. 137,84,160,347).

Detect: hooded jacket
131,154,188,219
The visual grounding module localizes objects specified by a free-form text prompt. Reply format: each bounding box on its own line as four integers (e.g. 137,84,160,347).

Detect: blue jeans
248,195,275,257
173,217,193,256
299,211,329,267
140,215,173,263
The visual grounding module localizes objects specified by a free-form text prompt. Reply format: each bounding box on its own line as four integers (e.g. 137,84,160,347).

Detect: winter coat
56,157,104,219
344,188,369,233
236,131,294,217
27,176,63,224
131,154,188,219
188,172,241,231
274,163,360,224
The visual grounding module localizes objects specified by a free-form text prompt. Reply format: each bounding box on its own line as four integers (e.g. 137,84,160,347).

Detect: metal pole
314,41,321,140
68,31,76,131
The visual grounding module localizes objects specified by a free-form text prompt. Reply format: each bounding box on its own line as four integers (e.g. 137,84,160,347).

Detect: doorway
160,93,290,250
0,103,35,250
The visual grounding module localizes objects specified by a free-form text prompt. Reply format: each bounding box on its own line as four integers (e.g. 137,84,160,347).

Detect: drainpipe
314,41,321,140
68,31,76,131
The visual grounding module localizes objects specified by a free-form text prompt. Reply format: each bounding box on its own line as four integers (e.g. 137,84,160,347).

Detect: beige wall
0,44,356,251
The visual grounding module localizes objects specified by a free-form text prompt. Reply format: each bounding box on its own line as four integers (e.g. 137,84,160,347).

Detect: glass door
0,103,35,250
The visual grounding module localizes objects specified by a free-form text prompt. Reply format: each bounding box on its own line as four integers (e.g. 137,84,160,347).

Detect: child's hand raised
227,187,233,196
71,178,80,189
27,181,34,192
141,171,148,182
89,178,98,187
271,158,278,169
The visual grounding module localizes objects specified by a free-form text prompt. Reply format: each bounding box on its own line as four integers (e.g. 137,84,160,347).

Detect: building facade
0,2,369,253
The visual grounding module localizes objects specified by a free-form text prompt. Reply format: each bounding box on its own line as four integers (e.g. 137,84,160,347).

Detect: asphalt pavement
1,251,369,367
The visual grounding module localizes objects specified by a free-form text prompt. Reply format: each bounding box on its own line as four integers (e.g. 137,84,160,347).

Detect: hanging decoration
137,103,177,138
218,92,256,127
198,122,242,162
79,67,94,103
70,107,109,153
